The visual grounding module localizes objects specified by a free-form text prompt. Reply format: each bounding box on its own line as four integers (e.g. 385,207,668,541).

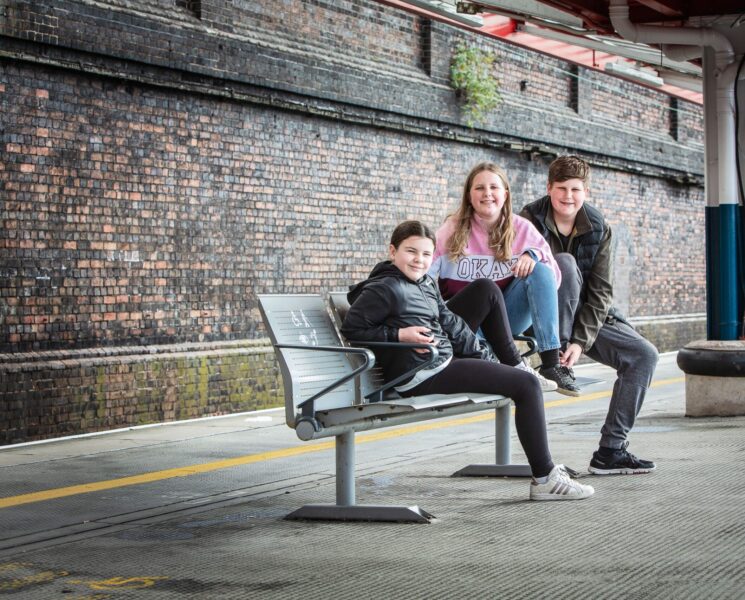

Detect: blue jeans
503,261,560,353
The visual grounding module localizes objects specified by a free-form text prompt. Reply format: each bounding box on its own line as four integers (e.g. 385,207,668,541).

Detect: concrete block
678,340,745,417
685,373,745,417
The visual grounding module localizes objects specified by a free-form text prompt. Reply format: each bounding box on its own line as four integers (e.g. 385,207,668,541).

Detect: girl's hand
511,253,536,278
399,326,435,354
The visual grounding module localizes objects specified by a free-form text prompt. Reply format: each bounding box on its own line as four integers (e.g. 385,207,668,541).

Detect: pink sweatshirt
430,214,561,299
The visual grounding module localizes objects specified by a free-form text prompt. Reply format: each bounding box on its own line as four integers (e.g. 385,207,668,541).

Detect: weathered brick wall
631,317,706,359
1,61,705,348
0,0,706,443
0,0,703,173
0,340,281,445
592,79,666,133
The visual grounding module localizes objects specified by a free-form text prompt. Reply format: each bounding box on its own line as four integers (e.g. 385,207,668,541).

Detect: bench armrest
274,344,376,418
514,334,537,359
346,341,440,403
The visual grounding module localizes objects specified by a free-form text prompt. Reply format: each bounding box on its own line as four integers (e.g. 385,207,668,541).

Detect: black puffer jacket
341,261,491,387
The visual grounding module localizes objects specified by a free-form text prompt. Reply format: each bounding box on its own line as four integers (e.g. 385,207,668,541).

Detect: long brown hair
447,162,514,261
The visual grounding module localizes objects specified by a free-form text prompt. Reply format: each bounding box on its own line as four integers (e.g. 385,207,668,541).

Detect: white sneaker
516,359,558,393
530,465,595,501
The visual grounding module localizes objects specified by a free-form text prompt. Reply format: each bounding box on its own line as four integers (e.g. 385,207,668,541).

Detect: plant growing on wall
450,43,501,127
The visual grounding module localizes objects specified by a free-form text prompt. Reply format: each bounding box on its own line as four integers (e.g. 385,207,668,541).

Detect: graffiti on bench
290,309,319,346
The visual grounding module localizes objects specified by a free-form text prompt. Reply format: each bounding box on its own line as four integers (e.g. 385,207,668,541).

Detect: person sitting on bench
341,220,594,501
429,162,577,396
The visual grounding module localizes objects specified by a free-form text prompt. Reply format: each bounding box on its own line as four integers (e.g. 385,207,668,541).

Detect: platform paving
0,352,743,599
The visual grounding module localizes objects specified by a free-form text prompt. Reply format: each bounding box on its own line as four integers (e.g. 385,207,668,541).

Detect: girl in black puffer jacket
341,220,594,501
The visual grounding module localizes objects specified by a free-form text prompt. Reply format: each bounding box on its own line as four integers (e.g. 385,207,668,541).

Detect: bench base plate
452,463,533,477
285,503,435,523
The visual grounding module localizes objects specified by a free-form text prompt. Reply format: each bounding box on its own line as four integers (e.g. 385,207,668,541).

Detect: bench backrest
258,294,358,428
328,291,388,400
327,290,351,330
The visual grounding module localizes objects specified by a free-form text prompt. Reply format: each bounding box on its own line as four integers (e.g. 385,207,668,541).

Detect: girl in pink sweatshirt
429,162,579,396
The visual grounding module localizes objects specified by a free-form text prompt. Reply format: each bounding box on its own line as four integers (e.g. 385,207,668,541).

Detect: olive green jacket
520,200,615,352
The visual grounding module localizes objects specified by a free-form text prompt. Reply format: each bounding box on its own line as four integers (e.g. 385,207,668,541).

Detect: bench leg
285,430,435,523
337,430,355,506
451,403,532,477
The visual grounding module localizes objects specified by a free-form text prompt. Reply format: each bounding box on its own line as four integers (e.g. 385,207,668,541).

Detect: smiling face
389,235,435,282
468,169,508,225
547,178,588,224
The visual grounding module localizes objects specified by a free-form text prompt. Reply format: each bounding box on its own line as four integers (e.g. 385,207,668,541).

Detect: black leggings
404,358,554,478
446,279,522,366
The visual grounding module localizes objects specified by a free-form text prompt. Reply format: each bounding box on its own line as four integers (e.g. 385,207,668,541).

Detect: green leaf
450,43,501,127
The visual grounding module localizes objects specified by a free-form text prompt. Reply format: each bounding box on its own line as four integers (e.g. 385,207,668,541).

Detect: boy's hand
511,253,536,278
560,343,583,368
399,326,435,354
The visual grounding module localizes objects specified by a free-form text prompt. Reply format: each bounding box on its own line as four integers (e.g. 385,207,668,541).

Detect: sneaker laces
554,466,592,495
553,465,577,485
616,441,642,463
552,367,576,386
559,365,575,380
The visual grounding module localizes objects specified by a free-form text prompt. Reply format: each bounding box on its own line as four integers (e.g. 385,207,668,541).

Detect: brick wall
0,340,281,445
0,0,706,443
1,61,705,349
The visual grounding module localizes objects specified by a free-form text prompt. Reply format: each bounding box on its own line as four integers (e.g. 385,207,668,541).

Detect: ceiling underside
383,1,745,103
519,0,744,33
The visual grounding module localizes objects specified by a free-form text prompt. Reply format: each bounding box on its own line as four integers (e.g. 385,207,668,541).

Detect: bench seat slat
316,392,509,428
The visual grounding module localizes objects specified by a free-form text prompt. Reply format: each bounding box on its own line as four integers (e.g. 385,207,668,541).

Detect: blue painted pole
705,207,714,340
706,205,741,340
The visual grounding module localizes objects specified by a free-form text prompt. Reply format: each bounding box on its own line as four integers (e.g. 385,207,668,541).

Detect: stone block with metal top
677,339,745,417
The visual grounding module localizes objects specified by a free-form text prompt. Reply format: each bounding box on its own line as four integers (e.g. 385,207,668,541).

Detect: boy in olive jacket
520,156,658,475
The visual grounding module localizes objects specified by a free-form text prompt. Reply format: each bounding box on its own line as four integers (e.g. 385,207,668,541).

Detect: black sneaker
538,365,580,396
588,442,656,475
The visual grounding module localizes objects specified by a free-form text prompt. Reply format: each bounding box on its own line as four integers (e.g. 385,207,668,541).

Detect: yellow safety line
0,376,684,509
0,443,332,509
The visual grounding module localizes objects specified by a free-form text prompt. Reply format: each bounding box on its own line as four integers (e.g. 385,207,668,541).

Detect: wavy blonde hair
447,162,514,262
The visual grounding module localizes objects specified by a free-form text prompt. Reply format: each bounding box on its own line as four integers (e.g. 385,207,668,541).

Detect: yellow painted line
0,376,684,509
0,443,332,509
652,376,685,387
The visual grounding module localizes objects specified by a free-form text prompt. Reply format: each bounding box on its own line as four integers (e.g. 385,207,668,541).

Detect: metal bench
258,293,531,524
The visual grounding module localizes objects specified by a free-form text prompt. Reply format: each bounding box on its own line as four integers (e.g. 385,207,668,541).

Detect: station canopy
381,0,745,103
